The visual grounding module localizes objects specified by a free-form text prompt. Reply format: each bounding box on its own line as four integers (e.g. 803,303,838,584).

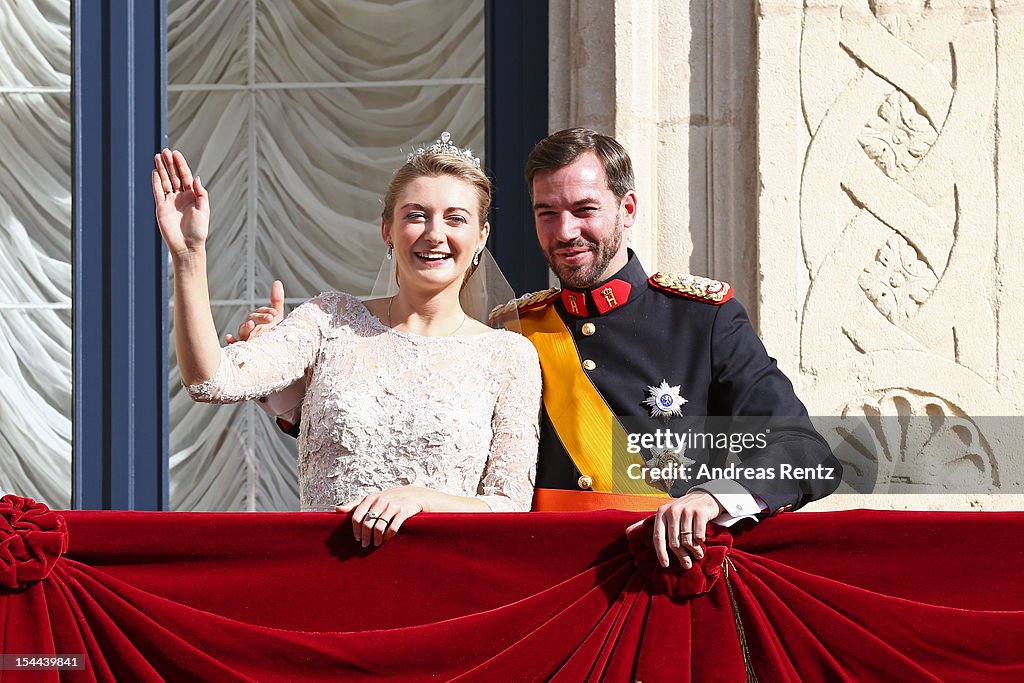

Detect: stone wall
549,0,1024,510
549,0,758,311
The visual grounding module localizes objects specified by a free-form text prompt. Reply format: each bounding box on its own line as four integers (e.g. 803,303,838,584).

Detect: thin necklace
387,295,468,336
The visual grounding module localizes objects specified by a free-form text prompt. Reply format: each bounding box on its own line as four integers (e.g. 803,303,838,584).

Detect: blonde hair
382,153,492,226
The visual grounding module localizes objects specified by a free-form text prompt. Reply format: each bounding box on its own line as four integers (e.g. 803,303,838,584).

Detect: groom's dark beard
544,215,624,290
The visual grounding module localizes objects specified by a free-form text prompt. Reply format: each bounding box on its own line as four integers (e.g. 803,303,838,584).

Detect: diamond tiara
406,131,481,168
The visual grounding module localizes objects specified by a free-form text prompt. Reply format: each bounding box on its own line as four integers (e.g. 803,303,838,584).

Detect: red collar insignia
561,290,588,316
561,279,633,316
590,279,631,315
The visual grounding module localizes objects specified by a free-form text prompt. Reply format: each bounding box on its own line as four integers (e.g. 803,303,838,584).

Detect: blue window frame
72,1,169,509
486,0,551,294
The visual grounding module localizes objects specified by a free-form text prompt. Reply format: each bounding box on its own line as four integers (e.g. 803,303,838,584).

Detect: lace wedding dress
186,292,541,511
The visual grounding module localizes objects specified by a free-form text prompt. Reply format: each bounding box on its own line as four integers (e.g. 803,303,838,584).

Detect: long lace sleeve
477,335,542,512
184,292,341,404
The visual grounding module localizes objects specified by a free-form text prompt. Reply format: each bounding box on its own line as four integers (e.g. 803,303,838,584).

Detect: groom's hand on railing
626,491,724,570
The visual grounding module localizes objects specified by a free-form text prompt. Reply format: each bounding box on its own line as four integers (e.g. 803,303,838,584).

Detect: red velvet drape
3,495,1024,682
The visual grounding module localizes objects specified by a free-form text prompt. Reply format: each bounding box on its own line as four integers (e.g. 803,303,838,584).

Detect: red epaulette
648,272,733,304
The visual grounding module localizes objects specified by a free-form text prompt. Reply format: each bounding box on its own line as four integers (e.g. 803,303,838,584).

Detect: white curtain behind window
0,1,72,508
167,0,486,510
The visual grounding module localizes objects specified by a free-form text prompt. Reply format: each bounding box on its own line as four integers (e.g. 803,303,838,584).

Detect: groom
236,128,841,569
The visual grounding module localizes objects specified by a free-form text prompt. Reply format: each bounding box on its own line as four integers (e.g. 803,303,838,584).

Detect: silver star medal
643,380,687,419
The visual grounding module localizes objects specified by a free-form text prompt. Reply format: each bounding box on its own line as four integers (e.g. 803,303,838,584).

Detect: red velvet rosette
0,494,68,590
627,516,732,599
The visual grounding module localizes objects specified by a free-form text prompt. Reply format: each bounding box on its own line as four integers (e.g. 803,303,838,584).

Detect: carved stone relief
858,90,937,179
858,233,937,325
759,0,1014,497
824,391,999,494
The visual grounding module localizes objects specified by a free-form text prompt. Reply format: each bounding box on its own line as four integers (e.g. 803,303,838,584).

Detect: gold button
578,475,593,490
582,359,597,370
581,322,596,336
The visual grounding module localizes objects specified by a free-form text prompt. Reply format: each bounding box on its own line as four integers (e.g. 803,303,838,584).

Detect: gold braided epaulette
648,272,733,304
488,287,560,325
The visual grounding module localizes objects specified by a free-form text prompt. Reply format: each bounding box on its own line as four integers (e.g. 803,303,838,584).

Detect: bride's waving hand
152,148,220,385
153,148,209,256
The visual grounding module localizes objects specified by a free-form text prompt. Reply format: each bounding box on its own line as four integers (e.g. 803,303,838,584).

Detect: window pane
0,0,72,509
168,0,486,510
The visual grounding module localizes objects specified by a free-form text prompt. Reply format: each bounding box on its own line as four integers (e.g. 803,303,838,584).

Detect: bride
153,135,541,547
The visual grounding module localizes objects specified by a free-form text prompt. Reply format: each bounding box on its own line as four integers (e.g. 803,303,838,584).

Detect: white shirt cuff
690,479,766,528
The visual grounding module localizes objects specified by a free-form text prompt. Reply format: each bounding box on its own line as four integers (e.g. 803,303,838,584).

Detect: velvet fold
2,497,1022,681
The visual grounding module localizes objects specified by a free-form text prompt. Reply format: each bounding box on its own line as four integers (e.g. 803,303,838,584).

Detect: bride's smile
385,173,490,295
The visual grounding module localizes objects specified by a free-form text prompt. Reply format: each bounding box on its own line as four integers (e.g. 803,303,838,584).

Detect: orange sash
532,488,667,512
519,304,667,498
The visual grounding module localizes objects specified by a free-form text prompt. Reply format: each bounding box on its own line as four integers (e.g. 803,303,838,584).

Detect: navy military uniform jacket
532,252,841,514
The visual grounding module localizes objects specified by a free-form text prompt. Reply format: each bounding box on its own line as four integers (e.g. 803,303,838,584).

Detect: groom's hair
524,128,635,200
